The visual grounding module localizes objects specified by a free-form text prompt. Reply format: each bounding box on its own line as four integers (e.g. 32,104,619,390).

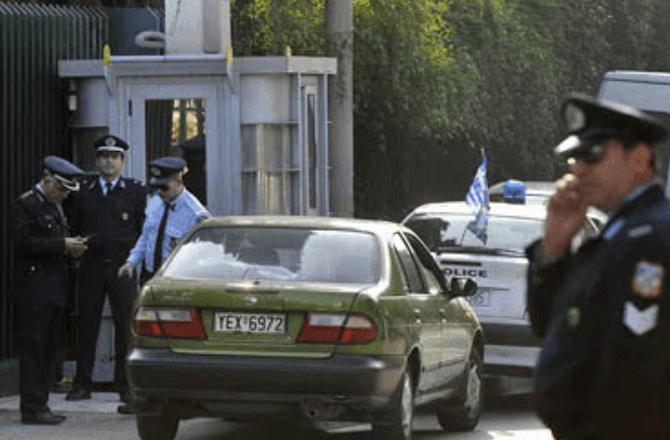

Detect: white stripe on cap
97,146,125,153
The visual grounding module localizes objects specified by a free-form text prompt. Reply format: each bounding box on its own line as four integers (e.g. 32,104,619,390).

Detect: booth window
241,123,299,214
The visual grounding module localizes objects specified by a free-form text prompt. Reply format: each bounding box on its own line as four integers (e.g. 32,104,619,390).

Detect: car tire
436,348,483,432
136,410,179,440
371,369,414,440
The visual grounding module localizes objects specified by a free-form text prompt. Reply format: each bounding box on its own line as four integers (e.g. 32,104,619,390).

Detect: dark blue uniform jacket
527,184,670,440
69,177,146,261
13,187,69,306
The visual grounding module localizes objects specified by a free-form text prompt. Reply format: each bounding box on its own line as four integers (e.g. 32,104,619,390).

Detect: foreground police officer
66,136,146,404
14,156,87,425
527,93,670,439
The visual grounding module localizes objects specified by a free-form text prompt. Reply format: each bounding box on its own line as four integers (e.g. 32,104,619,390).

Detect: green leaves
227,0,669,219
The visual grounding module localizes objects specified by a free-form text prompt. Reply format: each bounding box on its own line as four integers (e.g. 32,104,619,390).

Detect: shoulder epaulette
18,189,35,200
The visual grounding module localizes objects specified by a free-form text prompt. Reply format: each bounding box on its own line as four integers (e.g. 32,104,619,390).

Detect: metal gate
0,2,109,362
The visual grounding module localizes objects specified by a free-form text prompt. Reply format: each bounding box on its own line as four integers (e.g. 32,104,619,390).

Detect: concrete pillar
326,0,354,217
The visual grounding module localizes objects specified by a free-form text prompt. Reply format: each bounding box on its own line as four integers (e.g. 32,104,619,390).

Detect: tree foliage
16,0,670,219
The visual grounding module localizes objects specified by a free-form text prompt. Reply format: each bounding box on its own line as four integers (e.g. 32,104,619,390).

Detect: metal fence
0,2,109,361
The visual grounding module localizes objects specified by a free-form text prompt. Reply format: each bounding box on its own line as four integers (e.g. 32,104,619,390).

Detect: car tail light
298,313,377,344
132,307,206,339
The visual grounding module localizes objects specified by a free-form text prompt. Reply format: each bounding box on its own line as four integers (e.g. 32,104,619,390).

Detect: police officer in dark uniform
527,93,670,439
65,135,146,404
14,156,87,425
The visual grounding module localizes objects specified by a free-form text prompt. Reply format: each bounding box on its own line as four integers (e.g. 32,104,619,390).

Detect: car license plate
214,312,286,334
467,291,489,307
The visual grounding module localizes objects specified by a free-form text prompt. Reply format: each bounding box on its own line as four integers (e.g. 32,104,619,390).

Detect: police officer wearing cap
118,157,210,288
65,135,146,405
527,93,670,439
13,156,87,425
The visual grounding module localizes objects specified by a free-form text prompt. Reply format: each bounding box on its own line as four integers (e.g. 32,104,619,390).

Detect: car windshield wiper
434,245,525,257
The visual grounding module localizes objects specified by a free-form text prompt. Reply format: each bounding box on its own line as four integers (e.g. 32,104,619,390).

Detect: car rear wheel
136,409,179,440
436,348,482,432
371,369,414,440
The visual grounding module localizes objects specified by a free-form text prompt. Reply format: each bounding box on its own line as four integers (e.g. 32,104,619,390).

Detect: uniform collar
99,175,122,190
35,182,46,198
601,182,664,238
166,187,186,210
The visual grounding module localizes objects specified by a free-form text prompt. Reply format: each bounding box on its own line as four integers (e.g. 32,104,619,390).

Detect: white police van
402,182,601,393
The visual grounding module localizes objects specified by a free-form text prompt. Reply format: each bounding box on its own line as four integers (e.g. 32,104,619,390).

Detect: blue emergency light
502,180,526,203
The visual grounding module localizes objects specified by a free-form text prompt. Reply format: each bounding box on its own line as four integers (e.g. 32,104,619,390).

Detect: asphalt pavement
0,392,551,440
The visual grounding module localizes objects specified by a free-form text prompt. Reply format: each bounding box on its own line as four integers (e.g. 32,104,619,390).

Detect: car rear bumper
481,322,541,377
127,348,406,417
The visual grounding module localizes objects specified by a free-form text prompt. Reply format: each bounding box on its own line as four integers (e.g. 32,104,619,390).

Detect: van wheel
136,409,179,440
372,369,414,440
436,349,482,432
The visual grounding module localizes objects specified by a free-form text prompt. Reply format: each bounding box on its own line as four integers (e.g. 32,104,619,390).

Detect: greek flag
465,153,488,244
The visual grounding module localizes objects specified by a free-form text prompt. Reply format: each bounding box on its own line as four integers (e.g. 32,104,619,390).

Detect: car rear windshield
162,227,381,284
405,213,543,253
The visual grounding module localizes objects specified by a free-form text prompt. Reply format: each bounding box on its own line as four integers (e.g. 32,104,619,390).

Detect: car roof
407,201,547,221
197,215,406,238
489,180,555,195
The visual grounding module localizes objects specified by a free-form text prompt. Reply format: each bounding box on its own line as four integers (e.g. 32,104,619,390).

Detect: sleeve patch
632,261,663,299
623,302,658,335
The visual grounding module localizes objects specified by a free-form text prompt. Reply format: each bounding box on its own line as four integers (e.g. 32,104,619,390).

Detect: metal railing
0,2,109,361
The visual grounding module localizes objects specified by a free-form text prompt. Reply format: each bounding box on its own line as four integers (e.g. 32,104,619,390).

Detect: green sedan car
127,216,484,440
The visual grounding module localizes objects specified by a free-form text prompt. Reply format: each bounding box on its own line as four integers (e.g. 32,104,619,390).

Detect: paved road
0,395,551,440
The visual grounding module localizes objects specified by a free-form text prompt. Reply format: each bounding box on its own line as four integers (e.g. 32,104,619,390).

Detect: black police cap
555,93,668,157
93,135,129,154
148,156,187,186
43,156,85,191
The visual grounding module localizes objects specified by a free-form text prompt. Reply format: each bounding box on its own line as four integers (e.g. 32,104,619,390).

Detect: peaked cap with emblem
148,156,187,186
43,155,85,191
93,135,129,154
555,93,669,158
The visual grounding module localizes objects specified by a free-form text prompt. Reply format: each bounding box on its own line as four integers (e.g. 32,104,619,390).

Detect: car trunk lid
145,278,366,357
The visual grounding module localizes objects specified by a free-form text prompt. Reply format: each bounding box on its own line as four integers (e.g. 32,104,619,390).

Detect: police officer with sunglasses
527,93,670,439
118,157,210,285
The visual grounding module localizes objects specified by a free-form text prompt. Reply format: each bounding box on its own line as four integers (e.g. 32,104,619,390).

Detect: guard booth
60,56,335,216
58,0,337,382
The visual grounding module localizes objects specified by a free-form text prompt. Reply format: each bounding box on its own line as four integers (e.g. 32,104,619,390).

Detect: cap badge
150,167,162,177
105,136,117,146
564,103,586,132
121,212,129,221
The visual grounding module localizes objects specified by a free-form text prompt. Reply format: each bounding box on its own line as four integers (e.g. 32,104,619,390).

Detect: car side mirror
449,277,478,297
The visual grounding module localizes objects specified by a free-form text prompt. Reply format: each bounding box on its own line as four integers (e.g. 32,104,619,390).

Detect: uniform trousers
74,256,136,391
17,302,63,415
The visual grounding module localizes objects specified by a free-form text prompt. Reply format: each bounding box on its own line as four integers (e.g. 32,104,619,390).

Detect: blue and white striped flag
465,152,488,244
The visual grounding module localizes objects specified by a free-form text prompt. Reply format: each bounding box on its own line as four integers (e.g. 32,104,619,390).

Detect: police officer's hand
542,174,589,263
118,262,134,279
64,236,88,258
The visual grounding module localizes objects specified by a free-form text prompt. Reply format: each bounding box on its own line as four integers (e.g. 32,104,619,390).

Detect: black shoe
118,388,130,403
46,408,67,421
117,403,135,415
65,386,91,401
22,411,65,425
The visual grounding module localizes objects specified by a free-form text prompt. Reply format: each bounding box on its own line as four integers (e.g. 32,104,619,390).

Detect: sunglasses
568,143,605,165
152,184,170,192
